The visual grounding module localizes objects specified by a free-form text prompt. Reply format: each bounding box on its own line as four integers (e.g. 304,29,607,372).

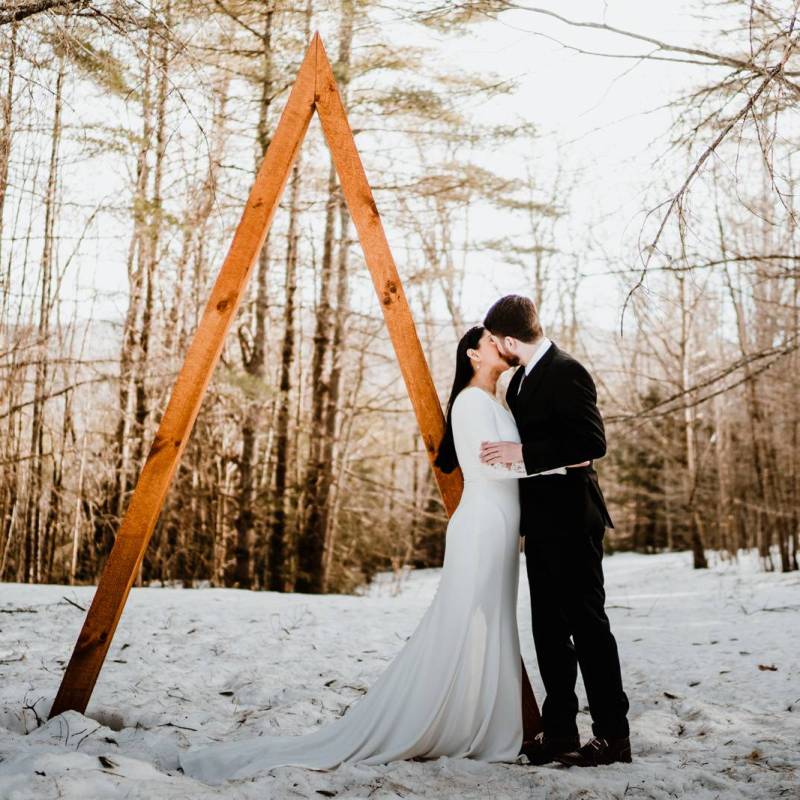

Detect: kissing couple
180,294,632,784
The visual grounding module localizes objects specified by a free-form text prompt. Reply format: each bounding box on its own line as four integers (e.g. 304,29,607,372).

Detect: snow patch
0,551,797,798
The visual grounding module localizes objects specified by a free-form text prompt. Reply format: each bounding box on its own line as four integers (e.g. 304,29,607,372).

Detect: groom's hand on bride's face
479,441,523,465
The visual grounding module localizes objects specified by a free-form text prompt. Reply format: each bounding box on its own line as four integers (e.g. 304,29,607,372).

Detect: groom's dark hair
483,294,543,343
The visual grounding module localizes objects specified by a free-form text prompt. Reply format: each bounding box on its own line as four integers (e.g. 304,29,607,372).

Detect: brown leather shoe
520,731,581,765
555,736,632,767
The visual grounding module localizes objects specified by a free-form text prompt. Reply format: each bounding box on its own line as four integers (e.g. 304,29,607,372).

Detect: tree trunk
268,161,301,591
134,18,171,587
320,193,353,586
295,0,354,594
677,274,707,569
22,56,65,582
0,21,16,278
294,156,336,594
231,7,274,589
106,20,156,563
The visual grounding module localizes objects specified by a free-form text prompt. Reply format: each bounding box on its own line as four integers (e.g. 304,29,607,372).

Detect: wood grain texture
313,36,464,516
49,37,318,719
51,33,500,722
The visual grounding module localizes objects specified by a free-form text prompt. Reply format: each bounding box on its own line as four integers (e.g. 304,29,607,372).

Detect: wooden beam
48,35,318,719
313,37,463,516
52,32,526,724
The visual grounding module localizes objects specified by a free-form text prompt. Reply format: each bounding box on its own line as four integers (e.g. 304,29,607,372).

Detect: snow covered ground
0,550,798,799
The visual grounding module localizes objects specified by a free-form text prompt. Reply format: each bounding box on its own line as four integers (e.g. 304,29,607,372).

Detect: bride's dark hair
434,325,484,474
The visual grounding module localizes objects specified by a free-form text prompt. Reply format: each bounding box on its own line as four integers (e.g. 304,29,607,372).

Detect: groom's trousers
522,470,630,742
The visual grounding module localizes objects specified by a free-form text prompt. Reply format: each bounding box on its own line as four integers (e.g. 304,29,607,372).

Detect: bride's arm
453,389,566,480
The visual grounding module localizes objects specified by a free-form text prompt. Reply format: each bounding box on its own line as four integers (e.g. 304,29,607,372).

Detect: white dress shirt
517,337,552,394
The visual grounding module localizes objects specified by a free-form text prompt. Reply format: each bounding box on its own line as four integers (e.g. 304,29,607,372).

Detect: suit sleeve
520,359,607,474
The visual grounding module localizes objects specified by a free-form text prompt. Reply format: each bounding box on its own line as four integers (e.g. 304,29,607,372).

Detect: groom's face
489,332,520,366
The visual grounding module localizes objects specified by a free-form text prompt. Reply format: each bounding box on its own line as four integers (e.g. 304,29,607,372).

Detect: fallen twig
61,596,87,612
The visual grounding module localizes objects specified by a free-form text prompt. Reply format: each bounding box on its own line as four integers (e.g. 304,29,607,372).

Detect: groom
480,294,631,767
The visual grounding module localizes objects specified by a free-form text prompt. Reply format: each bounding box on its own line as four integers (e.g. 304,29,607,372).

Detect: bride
179,325,575,784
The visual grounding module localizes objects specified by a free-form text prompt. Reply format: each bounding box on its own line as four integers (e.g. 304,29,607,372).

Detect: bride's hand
566,460,591,468
479,441,523,465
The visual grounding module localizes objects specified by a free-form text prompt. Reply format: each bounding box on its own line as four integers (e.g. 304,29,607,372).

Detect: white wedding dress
179,386,563,784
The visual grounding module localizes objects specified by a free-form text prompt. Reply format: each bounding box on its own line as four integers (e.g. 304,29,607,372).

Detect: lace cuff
509,461,570,476
487,460,528,475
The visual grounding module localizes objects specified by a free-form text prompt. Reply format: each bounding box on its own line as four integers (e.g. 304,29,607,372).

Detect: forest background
1,0,798,593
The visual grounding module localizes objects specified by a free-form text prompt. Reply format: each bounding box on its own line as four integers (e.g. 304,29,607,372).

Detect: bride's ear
466,348,479,364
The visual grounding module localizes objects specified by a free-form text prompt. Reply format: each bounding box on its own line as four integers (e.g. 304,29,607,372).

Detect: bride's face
474,329,508,373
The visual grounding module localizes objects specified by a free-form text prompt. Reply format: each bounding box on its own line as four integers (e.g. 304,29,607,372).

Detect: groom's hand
480,441,523,465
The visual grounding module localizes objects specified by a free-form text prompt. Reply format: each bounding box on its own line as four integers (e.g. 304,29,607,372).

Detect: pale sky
405,0,714,333
17,0,728,347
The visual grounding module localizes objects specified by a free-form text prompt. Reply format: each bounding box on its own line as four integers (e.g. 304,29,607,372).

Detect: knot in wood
382,280,398,306
216,294,234,313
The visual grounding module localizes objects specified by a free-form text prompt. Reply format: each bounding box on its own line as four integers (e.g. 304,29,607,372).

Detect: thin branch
607,333,800,423
622,32,798,330
0,0,88,26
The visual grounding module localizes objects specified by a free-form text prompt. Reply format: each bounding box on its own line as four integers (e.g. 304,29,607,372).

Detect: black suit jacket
506,342,614,533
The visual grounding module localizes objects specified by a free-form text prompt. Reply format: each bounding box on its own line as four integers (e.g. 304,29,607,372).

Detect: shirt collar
524,337,552,376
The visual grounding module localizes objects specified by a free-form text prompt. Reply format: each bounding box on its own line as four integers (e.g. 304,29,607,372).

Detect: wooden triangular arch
49,34,541,739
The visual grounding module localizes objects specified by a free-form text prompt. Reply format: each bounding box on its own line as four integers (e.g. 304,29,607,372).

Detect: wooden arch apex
49,34,540,741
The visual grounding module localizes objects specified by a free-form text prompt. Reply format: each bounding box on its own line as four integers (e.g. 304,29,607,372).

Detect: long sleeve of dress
452,388,566,481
